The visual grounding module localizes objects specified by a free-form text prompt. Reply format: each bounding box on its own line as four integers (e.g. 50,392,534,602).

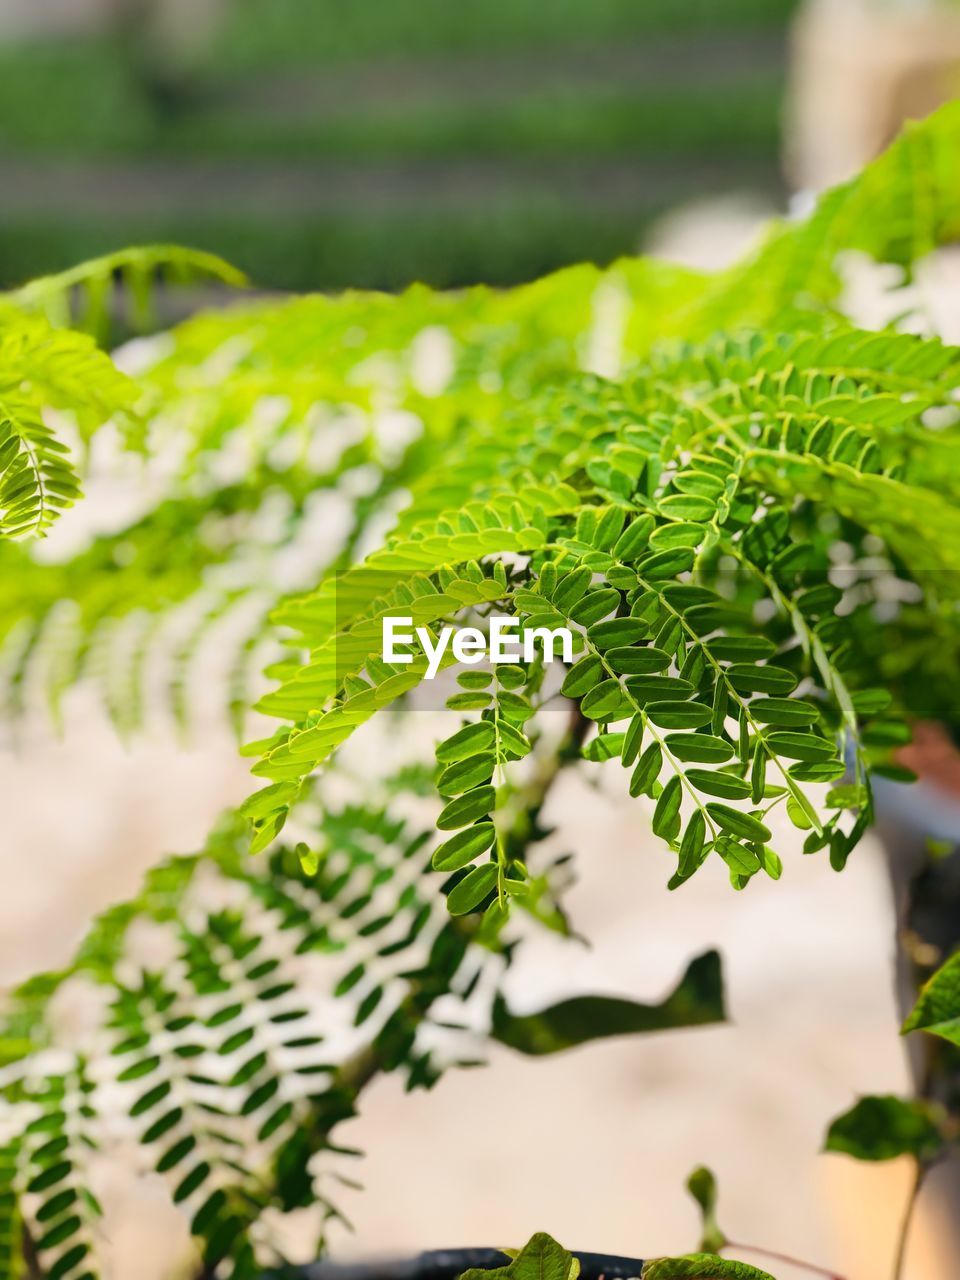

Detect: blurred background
3,1,960,1278
0,0,800,290
0,0,958,289
0,0,957,291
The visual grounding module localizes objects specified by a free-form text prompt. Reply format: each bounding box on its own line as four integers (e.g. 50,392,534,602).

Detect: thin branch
725,1239,845,1280
891,1160,926,1280
330,701,588,1111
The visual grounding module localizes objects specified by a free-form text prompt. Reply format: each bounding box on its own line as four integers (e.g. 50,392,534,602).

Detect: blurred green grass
215,0,799,65
0,0,800,291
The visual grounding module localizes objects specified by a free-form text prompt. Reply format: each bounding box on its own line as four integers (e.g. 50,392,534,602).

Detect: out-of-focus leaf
491,951,724,1056
461,1234,580,1280
903,952,960,1047
825,1095,945,1162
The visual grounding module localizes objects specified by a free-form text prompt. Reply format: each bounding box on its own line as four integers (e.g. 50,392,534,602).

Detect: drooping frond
0,247,244,542
246,325,960,899
0,779,723,1278
0,317,142,539
4,245,247,344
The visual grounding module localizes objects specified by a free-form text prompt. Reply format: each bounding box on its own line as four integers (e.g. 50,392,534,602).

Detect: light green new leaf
686,1167,727,1256
461,1234,580,1280
642,1255,774,1280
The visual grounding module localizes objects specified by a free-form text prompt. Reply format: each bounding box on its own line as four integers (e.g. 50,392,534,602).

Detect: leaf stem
891,1160,926,1280
724,1239,846,1280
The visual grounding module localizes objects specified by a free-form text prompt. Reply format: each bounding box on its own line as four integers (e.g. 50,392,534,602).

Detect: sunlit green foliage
2,102,960,1280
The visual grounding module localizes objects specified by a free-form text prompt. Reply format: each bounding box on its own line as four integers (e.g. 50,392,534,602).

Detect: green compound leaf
582,679,631,722
825,1095,946,1162
666,734,734,764
491,950,724,1055
903,952,960,1047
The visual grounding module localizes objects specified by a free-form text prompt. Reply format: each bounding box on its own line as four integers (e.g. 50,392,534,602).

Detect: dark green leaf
726,664,799,695
749,698,819,726
637,547,696,579
436,721,496,763
686,770,752,800
903,952,960,1046
436,785,496,831
613,515,656,562
626,675,695,704
825,1095,945,1162
648,522,706,549
789,760,846,782
438,753,496,796
659,494,717,522
561,654,603,698
606,646,671,675
675,811,709,886
446,863,499,915
706,636,777,662
630,742,662,797
553,566,593,612
647,701,713,729
711,679,728,735
582,733,625,762
706,805,772,843
581,679,630,722
666,734,734,764
492,951,724,1055
621,715,645,767
653,775,682,841
570,588,620,626
432,822,497,872
587,617,648,650
750,742,766,803
766,731,836,762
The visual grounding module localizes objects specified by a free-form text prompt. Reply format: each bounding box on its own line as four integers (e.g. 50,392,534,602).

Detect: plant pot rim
269,1247,646,1280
